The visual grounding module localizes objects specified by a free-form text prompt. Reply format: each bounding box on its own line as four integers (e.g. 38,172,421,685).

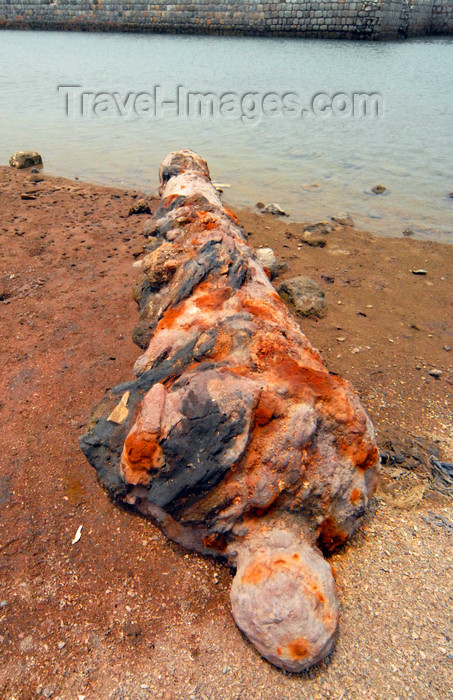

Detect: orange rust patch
156,302,187,331
124,432,163,470
287,637,310,661
277,357,334,398
277,647,282,656
195,210,219,231
292,553,300,561
208,329,233,362
241,561,272,586
316,591,325,604
242,298,279,322
337,439,379,471
253,388,285,427
163,193,183,207
224,208,239,225
202,533,227,552
318,517,349,553
350,488,362,504
195,286,232,311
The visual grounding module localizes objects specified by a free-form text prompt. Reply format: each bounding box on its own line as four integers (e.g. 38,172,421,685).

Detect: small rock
255,247,280,279
429,369,442,378
443,345,451,352
331,212,354,227
31,167,40,174
372,185,387,194
402,229,414,237
299,230,327,248
143,219,159,237
42,689,54,699
128,199,151,216
9,150,43,169
20,193,37,201
29,173,44,183
261,203,288,216
277,276,327,319
19,635,33,652
351,347,361,355
303,221,332,236
57,641,66,650
122,621,142,638
410,269,427,275
255,201,265,210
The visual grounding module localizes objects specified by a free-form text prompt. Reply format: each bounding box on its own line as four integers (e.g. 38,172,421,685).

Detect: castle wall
0,1,452,39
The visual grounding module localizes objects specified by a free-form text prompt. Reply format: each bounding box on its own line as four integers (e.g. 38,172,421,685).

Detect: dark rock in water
261,202,288,216
277,276,327,318
403,229,414,237
9,151,43,169
79,150,378,673
331,212,354,227
372,185,387,195
128,198,151,216
255,201,265,210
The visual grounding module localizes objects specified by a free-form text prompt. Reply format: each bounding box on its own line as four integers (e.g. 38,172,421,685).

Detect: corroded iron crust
80,150,379,672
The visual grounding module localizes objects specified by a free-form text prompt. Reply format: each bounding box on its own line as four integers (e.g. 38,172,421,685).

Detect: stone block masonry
0,1,452,40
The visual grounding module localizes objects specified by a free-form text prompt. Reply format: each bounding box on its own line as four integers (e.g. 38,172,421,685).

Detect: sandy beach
0,164,451,699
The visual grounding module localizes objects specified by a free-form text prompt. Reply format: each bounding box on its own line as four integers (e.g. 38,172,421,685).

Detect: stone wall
0,1,452,39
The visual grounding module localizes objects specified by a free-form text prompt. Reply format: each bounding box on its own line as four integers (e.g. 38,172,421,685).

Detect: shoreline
0,164,452,697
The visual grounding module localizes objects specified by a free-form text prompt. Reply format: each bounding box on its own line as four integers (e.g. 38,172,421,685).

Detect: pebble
261,202,288,216
403,229,414,237
372,185,387,194
410,269,427,275
57,641,66,650
444,345,451,352
428,369,442,378
331,212,354,227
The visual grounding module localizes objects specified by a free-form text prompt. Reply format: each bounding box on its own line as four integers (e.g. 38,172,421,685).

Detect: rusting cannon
80,150,378,672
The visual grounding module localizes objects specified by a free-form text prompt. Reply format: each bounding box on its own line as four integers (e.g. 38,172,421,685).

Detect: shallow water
1,30,452,241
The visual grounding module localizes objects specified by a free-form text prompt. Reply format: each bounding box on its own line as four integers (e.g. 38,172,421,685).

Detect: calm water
1,30,452,241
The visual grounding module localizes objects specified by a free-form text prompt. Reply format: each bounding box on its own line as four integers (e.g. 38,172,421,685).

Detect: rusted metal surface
80,150,379,672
